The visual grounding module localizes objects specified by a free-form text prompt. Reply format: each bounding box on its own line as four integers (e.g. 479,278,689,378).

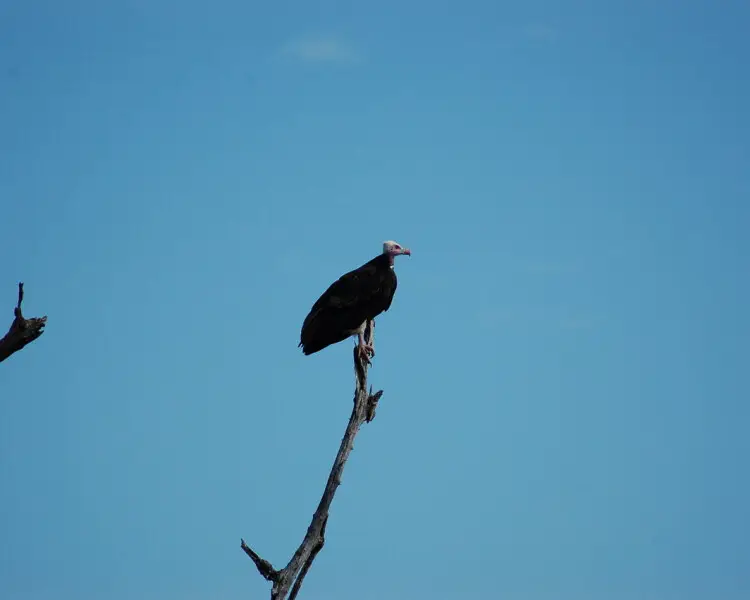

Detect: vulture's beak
402,248,411,256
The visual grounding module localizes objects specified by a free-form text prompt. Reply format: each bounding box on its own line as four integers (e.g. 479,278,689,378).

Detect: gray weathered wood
0,283,47,364
241,319,383,599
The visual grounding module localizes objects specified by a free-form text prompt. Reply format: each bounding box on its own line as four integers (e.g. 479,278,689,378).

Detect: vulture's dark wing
299,257,397,355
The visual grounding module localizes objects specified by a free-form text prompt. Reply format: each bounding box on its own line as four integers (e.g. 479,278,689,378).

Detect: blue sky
1,1,748,599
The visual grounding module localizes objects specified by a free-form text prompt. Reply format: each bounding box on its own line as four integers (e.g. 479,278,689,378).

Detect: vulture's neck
375,253,396,268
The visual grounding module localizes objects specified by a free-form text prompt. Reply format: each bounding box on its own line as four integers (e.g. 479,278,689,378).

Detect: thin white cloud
517,260,578,275
560,315,604,330
281,36,360,64
522,24,560,42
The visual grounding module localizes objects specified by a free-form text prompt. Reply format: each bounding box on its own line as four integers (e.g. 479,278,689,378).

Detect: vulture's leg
357,331,375,364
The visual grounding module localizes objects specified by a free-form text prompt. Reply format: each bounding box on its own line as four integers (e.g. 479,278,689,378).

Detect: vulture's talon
357,344,374,365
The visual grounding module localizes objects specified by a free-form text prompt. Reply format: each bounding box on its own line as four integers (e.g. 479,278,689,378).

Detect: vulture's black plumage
299,240,411,358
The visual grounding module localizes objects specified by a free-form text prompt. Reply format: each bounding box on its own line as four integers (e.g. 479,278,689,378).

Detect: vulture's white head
382,240,411,258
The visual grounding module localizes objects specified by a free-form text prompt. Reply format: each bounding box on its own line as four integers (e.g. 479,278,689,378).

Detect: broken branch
0,283,47,364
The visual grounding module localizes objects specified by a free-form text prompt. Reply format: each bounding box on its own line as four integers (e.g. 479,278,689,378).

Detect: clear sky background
1,1,748,599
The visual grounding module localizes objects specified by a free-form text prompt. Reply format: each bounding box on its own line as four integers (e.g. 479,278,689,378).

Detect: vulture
299,240,411,360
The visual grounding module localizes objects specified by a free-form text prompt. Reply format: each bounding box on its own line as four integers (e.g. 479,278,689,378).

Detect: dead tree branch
241,319,383,600
0,283,47,364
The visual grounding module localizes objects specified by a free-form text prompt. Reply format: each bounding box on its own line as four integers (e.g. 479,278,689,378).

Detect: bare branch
240,539,280,582
0,283,47,364
288,516,327,600
366,387,384,423
242,319,384,599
